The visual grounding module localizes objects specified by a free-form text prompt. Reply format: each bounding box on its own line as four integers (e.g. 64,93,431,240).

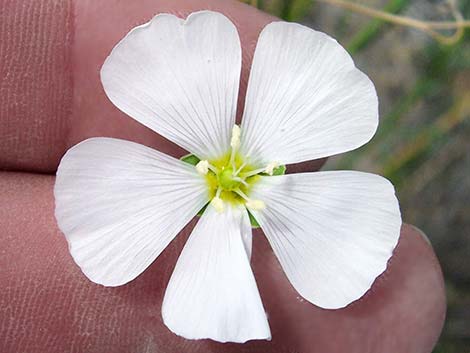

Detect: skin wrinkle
0,0,445,351
0,0,73,173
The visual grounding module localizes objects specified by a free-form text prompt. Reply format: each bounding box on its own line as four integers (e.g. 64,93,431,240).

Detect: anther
233,189,265,210
211,197,225,213
230,125,241,149
246,199,266,210
230,125,241,170
196,160,209,175
265,161,280,176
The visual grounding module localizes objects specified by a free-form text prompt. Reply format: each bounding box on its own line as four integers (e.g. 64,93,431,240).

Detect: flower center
192,125,283,214
200,151,259,213
217,167,240,191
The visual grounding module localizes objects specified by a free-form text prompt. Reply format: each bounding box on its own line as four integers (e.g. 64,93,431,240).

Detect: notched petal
101,11,242,160
250,171,401,309
240,21,378,167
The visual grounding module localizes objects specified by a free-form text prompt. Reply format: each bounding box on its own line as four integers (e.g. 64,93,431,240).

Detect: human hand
0,0,446,352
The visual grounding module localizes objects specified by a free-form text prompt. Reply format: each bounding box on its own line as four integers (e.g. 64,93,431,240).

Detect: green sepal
260,165,286,176
248,210,260,228
181,153,200,166
272,165,286,176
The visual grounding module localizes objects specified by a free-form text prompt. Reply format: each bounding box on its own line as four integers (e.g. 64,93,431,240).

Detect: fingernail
410,225,432,247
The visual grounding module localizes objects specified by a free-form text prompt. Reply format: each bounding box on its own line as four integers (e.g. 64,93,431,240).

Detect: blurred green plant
347,0,410,54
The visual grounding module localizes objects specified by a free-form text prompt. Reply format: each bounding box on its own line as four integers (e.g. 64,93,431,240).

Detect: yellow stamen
234,160,247,176
211,196,224,213
265,161,280,176
196,126,271,216
230,125,241,149
239,166,267,178
195,160,209,175
246,199,266,210
229,125,241,170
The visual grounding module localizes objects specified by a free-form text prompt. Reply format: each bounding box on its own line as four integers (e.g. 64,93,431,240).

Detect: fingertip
397,223,447,347
286,158,328,173
408,223,433,246
346,224,446,352
251,223,446,353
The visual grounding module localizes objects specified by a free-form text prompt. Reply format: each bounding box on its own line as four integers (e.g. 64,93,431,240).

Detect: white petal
162,204,270,343
241,216,253,260
54,138,209,286
240,22,378,167
101,11,241,160
249,171,401,309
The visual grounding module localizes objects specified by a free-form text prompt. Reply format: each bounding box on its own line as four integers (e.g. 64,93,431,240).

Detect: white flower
54,11,402,343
